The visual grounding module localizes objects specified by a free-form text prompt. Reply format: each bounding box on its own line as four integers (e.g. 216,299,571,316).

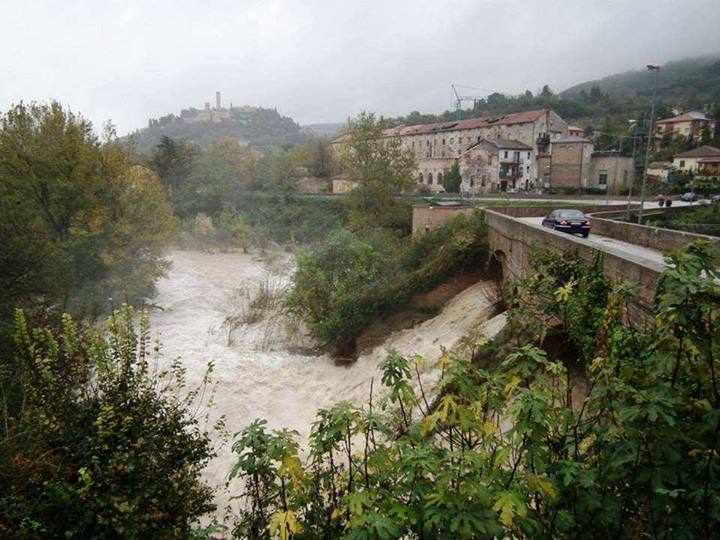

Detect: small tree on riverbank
337,112,416,232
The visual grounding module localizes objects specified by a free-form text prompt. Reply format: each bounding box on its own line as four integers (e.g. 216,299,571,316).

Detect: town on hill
128,91,306,153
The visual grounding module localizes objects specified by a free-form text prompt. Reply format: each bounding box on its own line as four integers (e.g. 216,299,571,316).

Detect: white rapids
149,249,506,523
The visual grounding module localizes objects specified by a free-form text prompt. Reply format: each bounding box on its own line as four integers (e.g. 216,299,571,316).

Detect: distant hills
301,122,345,138
128,104,306,154
381,53,720,133
562,53,720,104
130,54,720,153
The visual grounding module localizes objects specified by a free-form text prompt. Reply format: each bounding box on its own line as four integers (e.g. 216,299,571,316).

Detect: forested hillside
128,106,306,153
562,53,720,103
385,54,720,130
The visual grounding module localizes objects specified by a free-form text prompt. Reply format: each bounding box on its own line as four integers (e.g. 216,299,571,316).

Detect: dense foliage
0,102,175,342
286,211,489,352
147,131,343,246
0,306,216,539
646,204,720,237
232,241,720,539
441,162,462,193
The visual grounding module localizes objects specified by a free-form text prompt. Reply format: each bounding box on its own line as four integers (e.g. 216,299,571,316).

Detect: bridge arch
488,249,507,281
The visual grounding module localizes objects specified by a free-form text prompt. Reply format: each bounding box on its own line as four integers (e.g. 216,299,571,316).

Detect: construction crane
451,84,490,121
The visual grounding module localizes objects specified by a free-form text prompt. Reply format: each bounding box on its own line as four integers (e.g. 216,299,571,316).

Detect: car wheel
582,232,589,238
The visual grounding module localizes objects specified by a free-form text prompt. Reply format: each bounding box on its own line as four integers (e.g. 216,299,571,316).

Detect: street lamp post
637,64,660,224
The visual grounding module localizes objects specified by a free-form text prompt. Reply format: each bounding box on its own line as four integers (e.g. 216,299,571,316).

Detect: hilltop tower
216,91,221,110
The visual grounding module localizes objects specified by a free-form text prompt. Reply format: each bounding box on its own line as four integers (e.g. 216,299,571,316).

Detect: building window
527,152,531,159
418,173,424,184
504,151,509,158
428,173,433,184
679,160,685,168
598,172,608,186
438,172,443,184
470,175,475,187
442,139,446,145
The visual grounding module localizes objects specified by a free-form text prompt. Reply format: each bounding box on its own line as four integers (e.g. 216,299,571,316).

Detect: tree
305,137,334,178
177,137,258,216
540,84,554,97
149,135,198,192
0,102,174,323
442,161,462,193
337,111,416,232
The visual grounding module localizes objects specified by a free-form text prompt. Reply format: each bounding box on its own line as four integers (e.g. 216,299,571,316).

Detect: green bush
0,307,216,539
286,210,489,351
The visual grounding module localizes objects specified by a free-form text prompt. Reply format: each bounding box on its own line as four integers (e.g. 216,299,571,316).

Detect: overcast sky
2,0,719,135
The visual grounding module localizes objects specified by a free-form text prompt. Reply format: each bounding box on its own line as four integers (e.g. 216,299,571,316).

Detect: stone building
546,136,594,190
673,145,720,174
655,111,715,145
458,139,534,193
646,161,675,182
332,108,569,194
589,151,634,193
544,138,634,193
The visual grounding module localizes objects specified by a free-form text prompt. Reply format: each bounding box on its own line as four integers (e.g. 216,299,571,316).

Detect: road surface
519,216,667,268
473,196,706,208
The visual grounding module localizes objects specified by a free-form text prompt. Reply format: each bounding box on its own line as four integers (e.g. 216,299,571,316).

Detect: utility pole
626,122,641,220
637,65,661,224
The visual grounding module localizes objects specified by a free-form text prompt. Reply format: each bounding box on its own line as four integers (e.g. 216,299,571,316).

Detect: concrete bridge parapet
587,206,720,254
485,205,664,323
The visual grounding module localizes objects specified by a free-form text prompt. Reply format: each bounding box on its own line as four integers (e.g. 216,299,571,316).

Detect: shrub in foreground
0,307,216,539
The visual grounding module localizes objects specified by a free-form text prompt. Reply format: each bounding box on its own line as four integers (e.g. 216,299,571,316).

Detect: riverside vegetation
229,241,720,539
2,100,720,539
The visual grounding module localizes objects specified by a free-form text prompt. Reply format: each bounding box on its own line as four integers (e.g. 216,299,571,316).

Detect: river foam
150,249,505,525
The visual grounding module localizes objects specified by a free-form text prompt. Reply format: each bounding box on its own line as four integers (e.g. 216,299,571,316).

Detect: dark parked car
542,209,591,238
681,191,698,202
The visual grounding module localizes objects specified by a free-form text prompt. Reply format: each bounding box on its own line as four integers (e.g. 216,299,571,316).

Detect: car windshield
556,210,585,219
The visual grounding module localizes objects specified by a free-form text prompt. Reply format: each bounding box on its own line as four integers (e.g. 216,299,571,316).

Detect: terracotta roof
674,145,720,159
331,109,550,143
480,138,532,150
656,113,708,124
648,161,674,170
699,157,720,164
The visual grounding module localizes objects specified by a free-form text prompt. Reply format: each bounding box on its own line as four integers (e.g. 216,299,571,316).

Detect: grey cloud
1,0,718,134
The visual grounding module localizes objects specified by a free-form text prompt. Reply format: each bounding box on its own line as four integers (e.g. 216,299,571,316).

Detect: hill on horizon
561,52,720,104
378,53,720,135
128,105,306,154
